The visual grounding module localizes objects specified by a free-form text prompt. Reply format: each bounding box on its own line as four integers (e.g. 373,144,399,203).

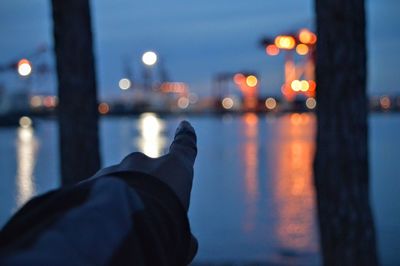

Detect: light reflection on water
15,126,38,207
242,113,259,233
272,113,316,253
2,114,397,264
135,113,167,158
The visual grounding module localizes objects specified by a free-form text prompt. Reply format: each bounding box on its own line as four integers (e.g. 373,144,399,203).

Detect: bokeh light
142,51,158,66
177,97,189,109
265,97,277,110
306,98,317,109
30,96,42,108
266,44,280,56
19,116,32,128
98,102,110,114
119,78,131,90
275,35,296,50
17,59,32,76
234,73,246,85
291,80,301,92
246,75,258,87
300,80,309,91
222,97,234,109
380,96,391,109
298,29,317,45
296,44,309,55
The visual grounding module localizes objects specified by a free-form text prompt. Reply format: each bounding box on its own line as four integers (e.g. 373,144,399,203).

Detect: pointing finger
169,120,197,165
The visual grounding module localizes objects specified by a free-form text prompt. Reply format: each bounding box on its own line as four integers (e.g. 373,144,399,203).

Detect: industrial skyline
0,0,399,99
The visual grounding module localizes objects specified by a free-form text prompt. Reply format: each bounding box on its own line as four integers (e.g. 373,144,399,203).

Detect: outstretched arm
0,121,198,266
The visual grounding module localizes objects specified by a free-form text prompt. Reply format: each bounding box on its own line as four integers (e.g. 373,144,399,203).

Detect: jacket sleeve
0,171,195,266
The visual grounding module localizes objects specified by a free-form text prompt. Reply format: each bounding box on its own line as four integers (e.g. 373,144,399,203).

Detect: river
0,113,398,265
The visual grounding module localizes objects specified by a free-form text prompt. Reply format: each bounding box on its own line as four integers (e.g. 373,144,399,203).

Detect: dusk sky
0,0,399,99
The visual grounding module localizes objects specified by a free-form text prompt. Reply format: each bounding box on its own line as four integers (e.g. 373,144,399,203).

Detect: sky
0,0,399,99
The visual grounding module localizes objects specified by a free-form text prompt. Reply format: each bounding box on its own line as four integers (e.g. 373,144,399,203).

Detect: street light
142,51,158,66
17,59,32,76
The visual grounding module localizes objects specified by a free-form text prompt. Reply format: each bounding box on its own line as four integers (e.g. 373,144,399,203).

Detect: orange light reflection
242,113,259,232
272,113,318,252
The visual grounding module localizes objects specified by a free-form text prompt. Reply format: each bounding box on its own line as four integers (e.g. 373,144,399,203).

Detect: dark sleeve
0,172,194,266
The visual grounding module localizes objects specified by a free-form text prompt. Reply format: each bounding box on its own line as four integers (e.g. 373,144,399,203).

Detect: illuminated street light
274,35,296,50
119,78,131,90
17,59,32,76
142,51,158,66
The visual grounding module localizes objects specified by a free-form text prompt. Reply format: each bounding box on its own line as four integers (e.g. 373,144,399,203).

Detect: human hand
118,120,197,211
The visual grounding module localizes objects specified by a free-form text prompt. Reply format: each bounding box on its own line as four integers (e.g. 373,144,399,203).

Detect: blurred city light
298,29,317,45
30,96,42,108
380,96,391,109
177,97,189,109
306,98,317,109
266,44,280,56
160,82,188,94
300,80,309,91
246,75,258,87
265,97,277,110
98,102,110,115
308,80,316,92
296,44,309,55
17,59,32,76
43,96,57,108
291,80,301,92
291,80,309,92
142,51,158,66
119,78,131,90
233,73,245,85
222,97,234,110
275,35,296,50
19,116,32,128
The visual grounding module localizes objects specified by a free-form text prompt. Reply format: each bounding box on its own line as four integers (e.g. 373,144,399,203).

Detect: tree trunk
51,0,101,185
314,0,379,265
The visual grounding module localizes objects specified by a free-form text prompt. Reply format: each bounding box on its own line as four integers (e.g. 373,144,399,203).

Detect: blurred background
0,0,399,265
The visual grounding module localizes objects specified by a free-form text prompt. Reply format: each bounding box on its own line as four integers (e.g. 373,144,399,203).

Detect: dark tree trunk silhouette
51,0,101,185
314,0,379,265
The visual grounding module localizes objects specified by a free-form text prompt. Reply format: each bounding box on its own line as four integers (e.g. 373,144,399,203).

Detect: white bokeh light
142,51,158,66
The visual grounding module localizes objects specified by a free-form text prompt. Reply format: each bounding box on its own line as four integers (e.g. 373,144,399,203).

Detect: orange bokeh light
298,29,317,45
98,102,110,114
275,35,296,50
296,44,309,55
246,75,258,87
308,80,316,92
266,44,280,56
233,73,246,85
